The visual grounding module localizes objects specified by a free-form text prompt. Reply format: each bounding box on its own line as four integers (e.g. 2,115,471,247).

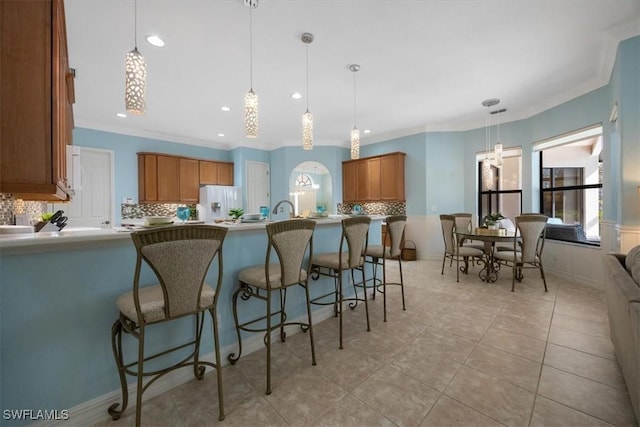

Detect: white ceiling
65,0,640,151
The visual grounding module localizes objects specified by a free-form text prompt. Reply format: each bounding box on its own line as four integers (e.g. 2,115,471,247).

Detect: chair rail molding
616,223,640,254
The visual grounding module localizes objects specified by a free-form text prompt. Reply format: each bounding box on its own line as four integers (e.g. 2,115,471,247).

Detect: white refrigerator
196,185,242,222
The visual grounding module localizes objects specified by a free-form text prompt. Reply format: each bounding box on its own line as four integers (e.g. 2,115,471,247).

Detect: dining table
456,229,518,282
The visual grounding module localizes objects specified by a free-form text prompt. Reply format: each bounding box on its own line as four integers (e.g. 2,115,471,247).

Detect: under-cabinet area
137,152,234,203
342,152,405,203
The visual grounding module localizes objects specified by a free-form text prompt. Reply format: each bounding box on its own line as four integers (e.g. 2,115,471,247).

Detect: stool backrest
131,225,228,320
341,216,371,268
266,219,316,287
386,215,407,258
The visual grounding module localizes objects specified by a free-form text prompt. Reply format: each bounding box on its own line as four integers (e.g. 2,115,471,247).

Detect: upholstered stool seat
238,264,308,289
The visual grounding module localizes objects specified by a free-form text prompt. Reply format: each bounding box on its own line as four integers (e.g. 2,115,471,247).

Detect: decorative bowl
243,213,262,221
144,216,173,226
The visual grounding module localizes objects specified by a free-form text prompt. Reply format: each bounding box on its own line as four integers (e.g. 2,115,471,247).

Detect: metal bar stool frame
108,225,228,426
227,219,317,395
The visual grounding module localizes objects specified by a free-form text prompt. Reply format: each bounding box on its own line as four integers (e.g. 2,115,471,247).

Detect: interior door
52,147,113,228
246,161,270,214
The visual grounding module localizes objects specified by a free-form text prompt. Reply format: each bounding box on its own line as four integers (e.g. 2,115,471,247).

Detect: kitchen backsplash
121,203,197,220
0,194,48,225
337,201,406,216
1,196,404,225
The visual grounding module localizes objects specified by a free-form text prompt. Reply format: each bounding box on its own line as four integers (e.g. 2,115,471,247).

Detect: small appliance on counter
34,210,68,232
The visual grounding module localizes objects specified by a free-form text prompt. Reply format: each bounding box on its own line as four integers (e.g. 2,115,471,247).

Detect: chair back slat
439,215,455,254
268,220,315,287
342,216,371,267
516,214,547,263
386,215,407,258
132,225,228,319
451,213,473,234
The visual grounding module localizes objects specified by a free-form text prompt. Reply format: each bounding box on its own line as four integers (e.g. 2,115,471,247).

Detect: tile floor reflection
96,260,636,426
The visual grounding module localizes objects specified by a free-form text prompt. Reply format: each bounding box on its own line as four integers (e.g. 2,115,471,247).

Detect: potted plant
484,212,504,229
228,208,244,223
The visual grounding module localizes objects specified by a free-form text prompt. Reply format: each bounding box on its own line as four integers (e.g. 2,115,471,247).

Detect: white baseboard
33,305,338,427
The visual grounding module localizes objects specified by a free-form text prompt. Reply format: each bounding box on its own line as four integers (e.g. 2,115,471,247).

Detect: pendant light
493,106,506,167
350,64,361,160
244,0,258,138
125,0,146,115
481,98,499,190
301,33,314,150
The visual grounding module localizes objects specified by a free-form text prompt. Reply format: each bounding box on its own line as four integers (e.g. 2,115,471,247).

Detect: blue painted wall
74,36,640,228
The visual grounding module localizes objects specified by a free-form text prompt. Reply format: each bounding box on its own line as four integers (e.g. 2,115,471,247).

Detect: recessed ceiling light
116,113,127,118
218,133,225,137
363,129,371,134
146,35,165,47
291,92,302,100
220,106,231,112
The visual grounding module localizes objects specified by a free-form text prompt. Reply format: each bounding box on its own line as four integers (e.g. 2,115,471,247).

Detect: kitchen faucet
272,200,295,216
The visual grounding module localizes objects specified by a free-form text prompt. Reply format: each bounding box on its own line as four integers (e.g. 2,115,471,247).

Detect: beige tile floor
98,259,637,426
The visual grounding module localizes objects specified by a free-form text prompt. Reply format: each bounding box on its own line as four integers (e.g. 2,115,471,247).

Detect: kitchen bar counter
0,215,384,253
0,216,382,425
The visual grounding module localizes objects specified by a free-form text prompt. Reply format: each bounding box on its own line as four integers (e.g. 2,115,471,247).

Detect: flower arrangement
484,212,504,226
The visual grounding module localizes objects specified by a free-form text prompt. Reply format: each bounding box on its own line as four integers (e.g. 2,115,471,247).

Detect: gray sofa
603,245,640,423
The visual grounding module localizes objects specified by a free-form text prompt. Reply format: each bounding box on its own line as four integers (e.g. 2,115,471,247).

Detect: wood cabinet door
367,157,381,200
356,160,371,201
381,152,406,201
138,154,158,202
342,161,357,202
217,162,234,185
179,158,199,202
156,155,180,201
199,161,218,185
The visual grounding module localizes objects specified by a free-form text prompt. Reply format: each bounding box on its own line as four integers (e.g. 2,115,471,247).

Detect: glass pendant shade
125,48,146,115
494,142,503,167
302,110,313,150
245,89,258,138
351,127,360,160
482,159,493,190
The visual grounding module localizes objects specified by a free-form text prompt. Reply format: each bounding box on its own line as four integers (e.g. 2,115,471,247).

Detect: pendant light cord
249,6,253,90
133,0,138,48
305,44,309,111
353,71,357,129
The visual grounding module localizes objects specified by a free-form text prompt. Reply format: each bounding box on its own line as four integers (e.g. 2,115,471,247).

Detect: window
536,125,602,245
477,148,522,226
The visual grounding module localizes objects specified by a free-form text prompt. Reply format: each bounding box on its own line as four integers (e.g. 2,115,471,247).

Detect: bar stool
227,219,316,395
108,225,228,426
310,216,371,349
363,215,407,322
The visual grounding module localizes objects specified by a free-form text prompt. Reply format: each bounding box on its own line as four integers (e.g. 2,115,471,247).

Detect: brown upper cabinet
0,0,75,201
342,152,406,202
138,153,234,203
199,160,234,186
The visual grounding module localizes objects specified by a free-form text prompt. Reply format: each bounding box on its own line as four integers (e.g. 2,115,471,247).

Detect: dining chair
494,214,548,292
108,225,228,426
451,212,485,252
363,215,407,322
440,214,484,282
310,216,371,349
227,219,316,395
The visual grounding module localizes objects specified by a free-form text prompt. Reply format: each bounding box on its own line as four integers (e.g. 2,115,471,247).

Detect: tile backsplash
0,194,47,225
337,201,406,216
121,203,197,220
